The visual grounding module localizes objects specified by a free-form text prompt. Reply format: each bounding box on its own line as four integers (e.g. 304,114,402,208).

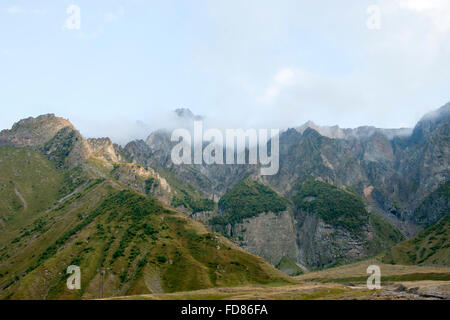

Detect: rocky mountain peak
411,102,450,142
296,120,413,141
297,121,347,140
0,114,75,148
87,137,123,162
174,108,203,121
302,127,323,139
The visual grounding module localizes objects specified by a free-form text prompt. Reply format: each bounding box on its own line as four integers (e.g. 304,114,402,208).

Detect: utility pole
99,268,105,299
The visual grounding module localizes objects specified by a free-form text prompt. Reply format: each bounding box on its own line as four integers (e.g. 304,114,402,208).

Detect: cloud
385,0,450,32
105,6,125,22
7,6,23,14
274,68,295,85
261,68,295,103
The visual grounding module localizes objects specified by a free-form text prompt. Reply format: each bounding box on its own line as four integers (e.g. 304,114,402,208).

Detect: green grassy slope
368,212,405,251
0,147,289,300
0,146,64,217
276,257,304,276
293,179,369,234
383,212,450,267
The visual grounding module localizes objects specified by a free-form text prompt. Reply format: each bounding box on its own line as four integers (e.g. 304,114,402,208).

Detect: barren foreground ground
109,260,450,300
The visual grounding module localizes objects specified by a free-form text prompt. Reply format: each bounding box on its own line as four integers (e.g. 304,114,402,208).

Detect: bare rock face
231,211,299,266
111,163,171,202
0,114,74,148
87,137,123,162
145,129,173,166
361,132,395,163
123,140,153,165
295,213,368,268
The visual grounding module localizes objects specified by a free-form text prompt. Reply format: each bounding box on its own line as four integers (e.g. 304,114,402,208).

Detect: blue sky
1,0,450,144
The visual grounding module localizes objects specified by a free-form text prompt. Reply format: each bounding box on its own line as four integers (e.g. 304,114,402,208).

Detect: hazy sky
1,0,450,144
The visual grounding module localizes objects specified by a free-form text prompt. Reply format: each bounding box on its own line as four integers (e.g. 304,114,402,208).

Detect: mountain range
0,102,448,299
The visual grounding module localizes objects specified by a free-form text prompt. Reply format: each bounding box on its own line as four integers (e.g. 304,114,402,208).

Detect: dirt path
57,182,89,204
14,187,27,209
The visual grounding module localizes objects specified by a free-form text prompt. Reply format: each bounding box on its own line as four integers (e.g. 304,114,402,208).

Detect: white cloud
397,0,448,11
386,0,450,32
7,6,23,14
261,68,295,103
274,68,295,85
105,6,125,22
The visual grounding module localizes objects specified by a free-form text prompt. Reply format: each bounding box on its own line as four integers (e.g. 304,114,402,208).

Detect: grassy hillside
0,146,64,217
0,147,289,299
383,212,450,267
211,179,288,227
276,257,304,277
0,146,88,241
368,212,405,251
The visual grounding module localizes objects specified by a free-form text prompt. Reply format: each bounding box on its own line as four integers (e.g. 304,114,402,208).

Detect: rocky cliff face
295,212,369,268
87,137,125,163
230,211,299,267
111,162,172,203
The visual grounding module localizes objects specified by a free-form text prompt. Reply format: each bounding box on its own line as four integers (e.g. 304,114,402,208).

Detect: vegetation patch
171,188,214,213
307,272,450,284
211,179,288,227
383,212,450,266
368,213,405,250
276,256,304,276
293,179,369,234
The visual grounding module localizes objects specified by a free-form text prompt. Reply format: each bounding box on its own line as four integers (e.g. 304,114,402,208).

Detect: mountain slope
411,181,450,227
0,146,289,300
383,212,450,267
0,114,92,169
0,146,64,219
